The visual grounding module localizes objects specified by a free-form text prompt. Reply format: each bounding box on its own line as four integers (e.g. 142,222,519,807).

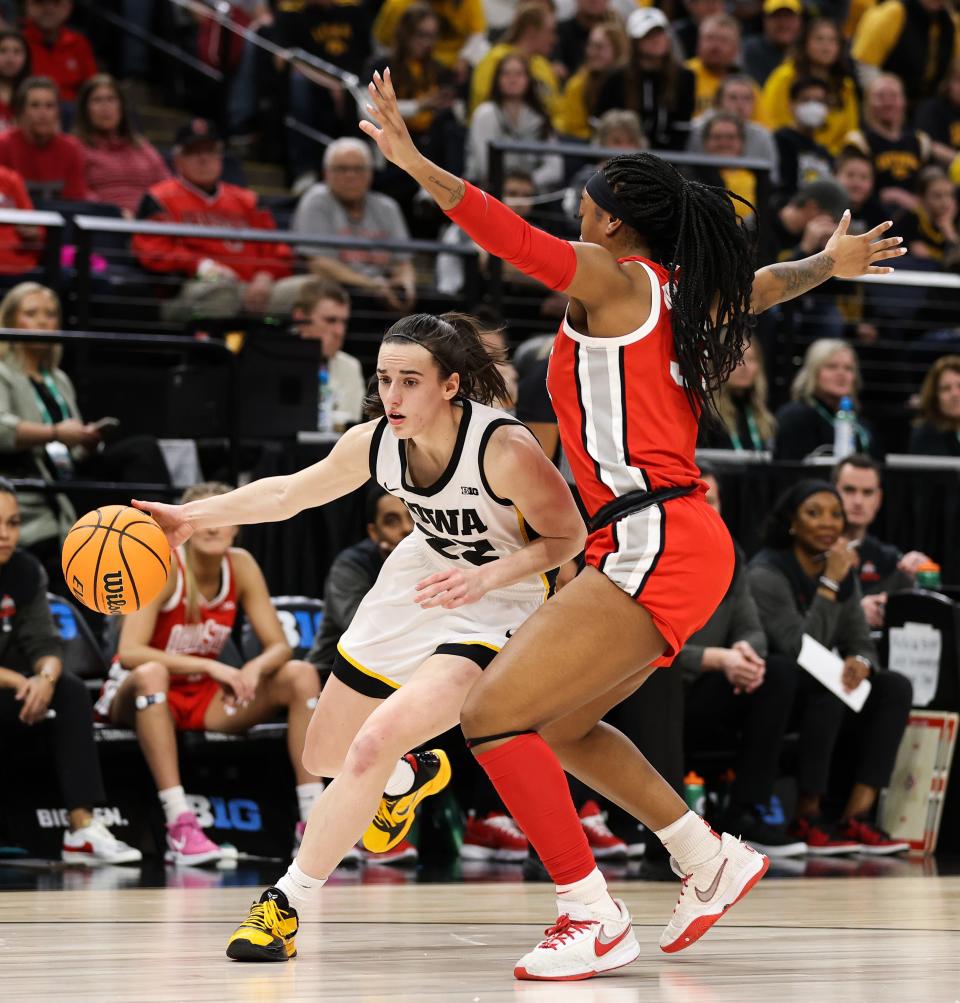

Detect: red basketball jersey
547,255,702,518
151,549,238,678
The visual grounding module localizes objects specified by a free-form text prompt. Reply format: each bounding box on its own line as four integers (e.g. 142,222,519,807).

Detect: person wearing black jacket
594,7,695,151
747,481,912,855
0,478,140,864
909,354,960,457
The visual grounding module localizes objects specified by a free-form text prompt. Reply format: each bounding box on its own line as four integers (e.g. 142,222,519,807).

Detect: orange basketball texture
61,505,171,614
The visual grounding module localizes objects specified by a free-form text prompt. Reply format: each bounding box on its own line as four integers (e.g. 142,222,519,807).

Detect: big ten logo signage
276,608,323,655
187,794,263,832
36,805,130,829
48,597,79,640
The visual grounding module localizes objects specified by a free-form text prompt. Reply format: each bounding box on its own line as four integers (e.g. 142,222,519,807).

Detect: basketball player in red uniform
97,483,321,866
362,69,906,980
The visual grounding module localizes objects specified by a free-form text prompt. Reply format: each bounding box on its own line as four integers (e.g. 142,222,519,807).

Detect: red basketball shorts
586,490,734,666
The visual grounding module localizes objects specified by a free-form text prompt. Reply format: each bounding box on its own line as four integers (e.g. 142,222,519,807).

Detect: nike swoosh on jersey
594,924,630,957
695,858,727,902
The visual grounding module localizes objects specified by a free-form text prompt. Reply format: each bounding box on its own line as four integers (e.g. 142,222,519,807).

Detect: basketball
61,505,171,615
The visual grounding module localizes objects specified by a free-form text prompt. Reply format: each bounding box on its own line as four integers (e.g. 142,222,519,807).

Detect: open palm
359,68,421,172
826,212,906,278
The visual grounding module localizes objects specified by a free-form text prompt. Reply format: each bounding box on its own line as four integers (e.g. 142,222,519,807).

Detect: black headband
585,171,638,228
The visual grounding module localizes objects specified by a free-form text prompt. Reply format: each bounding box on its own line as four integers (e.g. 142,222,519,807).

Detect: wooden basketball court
2,872,958,1001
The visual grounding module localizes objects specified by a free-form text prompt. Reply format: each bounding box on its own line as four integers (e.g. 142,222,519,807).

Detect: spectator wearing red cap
22,0,96,103
132,118,292,321
0,77,87,200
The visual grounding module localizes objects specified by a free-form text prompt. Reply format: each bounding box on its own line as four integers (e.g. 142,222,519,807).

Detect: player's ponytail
599,153,756,423
365,312,508,417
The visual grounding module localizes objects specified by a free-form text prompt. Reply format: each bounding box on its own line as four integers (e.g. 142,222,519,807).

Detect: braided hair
601,152,755,421
364,312,508,418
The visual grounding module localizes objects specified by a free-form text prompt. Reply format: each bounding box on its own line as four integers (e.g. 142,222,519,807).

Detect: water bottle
683,771,706,816
833,395,856,459
915,560,942,590
317,366,333,433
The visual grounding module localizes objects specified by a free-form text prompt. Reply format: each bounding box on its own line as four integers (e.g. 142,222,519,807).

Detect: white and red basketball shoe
659,832,768,953
61,820,142,865
513,898,640,981
579,801,629,860
461,812,529,862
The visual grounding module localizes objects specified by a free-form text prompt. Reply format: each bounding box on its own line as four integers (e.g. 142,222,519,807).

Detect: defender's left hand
826,212,906,278
414,567,490,609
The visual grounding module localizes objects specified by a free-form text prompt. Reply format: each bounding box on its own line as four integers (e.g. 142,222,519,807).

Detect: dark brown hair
74,74,141,147
490,52,550,135
13,75,57,115
389,3,443,101
916,354,960,430
0,32,30,91
364,313,507,418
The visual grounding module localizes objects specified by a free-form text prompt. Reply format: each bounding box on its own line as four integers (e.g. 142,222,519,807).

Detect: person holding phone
0,282,171,588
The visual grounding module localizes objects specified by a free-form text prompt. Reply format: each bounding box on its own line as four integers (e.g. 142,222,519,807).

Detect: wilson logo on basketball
103,571,126,613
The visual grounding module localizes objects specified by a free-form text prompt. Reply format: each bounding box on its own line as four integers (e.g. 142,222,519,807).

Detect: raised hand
826,212,907,278
360,68,422,173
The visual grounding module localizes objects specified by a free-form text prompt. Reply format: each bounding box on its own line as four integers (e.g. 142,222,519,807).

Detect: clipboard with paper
798,634,872,712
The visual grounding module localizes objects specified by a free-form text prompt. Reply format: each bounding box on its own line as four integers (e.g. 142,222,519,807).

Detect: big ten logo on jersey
188,794,262,832
404,500,495,565
37,805,130,829
276,609,323,654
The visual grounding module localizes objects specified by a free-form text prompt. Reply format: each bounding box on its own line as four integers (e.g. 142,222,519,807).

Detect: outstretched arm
751,210,905,314
133,422,375,548
360,69,630,306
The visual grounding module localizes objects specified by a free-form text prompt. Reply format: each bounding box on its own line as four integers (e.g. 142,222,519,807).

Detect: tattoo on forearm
766,252,835,305
427,174,465,209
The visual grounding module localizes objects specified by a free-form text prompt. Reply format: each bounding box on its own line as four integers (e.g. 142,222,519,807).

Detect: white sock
384,757,415,797
296,782,324,823
655,810,721,873
275,858,326,915
555,866,620,921
158,785,190,826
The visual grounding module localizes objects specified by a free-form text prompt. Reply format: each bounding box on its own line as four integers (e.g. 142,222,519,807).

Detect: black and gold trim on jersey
514,508,556,599
398,398,472,496
435,640,500,668
477,416,525,505
333,644,401,699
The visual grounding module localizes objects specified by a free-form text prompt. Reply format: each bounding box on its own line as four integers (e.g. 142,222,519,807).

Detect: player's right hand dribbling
131,499,194,549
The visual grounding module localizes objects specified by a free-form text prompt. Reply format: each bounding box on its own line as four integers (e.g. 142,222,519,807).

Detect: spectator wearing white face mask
774,76,835,201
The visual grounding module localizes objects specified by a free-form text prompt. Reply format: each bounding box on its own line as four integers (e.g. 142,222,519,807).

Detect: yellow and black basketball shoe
363,750,452,853
226,888,298,962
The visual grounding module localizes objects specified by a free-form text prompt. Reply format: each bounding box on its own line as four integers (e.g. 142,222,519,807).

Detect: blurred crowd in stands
0,0,959,872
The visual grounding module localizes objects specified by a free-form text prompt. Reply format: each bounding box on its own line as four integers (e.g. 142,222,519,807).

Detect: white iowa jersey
369,398,550,600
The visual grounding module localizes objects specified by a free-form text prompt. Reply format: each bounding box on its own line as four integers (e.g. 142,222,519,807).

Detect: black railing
485,140,776,308
0,328,240,482
70,214,481,330
0,208,66,289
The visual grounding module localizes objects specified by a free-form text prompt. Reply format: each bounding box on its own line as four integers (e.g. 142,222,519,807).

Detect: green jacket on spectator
0,357,78,547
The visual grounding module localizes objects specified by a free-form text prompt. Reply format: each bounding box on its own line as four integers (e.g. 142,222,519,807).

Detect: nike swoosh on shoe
594,925,630,957
695,858,727,903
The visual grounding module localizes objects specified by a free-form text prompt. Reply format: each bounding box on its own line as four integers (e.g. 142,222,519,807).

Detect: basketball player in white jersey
134,312,585,962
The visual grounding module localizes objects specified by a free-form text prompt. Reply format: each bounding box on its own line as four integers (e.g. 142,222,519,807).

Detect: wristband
852,654,873,675
818,575,840,593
